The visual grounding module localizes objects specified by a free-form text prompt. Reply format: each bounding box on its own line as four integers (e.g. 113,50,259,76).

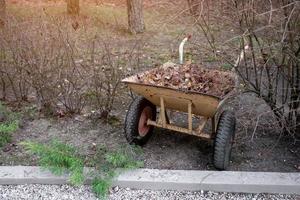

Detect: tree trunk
0,0,5,27
127,0,145,34
67,0,79,15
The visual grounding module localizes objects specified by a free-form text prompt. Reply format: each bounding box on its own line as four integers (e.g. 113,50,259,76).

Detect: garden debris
137,63,235,97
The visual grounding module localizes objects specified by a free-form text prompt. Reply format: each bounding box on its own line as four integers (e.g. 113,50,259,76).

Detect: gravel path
0,185,299,200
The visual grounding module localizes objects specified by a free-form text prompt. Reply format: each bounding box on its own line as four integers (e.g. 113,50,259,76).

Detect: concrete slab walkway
0,166,299,194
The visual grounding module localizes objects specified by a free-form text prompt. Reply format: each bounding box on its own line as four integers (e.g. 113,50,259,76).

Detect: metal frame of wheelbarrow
148,96,211,140
148,97,213,141
122,76,237,141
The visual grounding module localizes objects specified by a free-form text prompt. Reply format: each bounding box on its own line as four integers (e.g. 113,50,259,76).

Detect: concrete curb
0,166,299,194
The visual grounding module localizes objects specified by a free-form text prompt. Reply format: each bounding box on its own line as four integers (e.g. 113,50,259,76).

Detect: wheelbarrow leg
159,97,167,128
188,101,193,134
165,110,170,124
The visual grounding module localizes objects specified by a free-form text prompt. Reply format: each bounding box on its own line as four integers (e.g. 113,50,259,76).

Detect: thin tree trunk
67,0,79,15
0,0,5,27
127,0,145,34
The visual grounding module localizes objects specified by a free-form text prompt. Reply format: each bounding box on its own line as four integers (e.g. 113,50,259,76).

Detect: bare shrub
0,16,88,114
188,0,300,138
84,37,144,119
0,14,144,117
0,18,31,102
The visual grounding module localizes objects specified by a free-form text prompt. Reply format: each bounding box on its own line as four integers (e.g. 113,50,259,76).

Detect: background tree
127,0,145,34
67,0,79,15
0,0,5,27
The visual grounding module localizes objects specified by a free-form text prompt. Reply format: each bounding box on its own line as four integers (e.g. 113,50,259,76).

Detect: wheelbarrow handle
179,35,192,64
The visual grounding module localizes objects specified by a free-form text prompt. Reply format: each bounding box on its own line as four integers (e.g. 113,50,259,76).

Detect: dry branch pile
137,63,235,97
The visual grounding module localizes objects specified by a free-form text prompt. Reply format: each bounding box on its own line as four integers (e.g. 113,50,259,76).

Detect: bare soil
1,92,299,172
136,63,235,97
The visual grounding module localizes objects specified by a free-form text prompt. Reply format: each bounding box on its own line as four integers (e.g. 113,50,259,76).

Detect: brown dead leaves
137,63,235,97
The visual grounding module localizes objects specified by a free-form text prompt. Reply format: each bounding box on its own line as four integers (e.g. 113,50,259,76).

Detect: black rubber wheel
213,110,236,170
124,96,156,146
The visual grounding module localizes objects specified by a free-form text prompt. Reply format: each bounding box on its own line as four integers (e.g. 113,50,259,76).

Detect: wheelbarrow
122,37,237,170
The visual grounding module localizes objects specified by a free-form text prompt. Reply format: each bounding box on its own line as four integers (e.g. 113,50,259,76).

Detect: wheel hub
138,106,153,137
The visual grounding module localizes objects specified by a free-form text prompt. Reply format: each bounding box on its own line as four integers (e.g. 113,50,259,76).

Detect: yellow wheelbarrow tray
122,70,237,141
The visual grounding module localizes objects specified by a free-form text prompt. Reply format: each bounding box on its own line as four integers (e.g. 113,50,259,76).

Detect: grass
221,63,233,70
21,139,85,185
0,132,12,148
91,144,143,199
92,178,112,200
21,139,143,199
204,55,218,62
0,121,18,147
6,2,164,35
0,103,19,148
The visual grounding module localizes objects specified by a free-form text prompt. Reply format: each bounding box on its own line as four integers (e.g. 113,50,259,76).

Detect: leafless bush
84,37,144,119
188,0,300,138
0,14,144,117
0,16,89,114
0,18,31,102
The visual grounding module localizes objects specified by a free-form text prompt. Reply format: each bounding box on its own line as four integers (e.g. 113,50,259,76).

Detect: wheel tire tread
213,110,236,170
124,96,156,146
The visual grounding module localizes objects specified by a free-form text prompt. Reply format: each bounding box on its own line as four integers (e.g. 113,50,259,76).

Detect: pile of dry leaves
137,63,235,97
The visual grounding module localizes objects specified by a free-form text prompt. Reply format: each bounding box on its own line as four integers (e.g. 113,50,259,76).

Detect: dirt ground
1,92,299,172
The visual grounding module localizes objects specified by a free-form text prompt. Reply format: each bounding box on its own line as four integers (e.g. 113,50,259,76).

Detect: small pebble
113,186,119,193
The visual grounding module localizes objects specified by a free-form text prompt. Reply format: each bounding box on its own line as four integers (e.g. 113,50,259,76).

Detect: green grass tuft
92,178,111,200
105,146,144,169
0,121,19,134
0,103,19,148
221,63,233,70
21,140,84,185
91,145,143,199
21,139,144,199
0,132,12,148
